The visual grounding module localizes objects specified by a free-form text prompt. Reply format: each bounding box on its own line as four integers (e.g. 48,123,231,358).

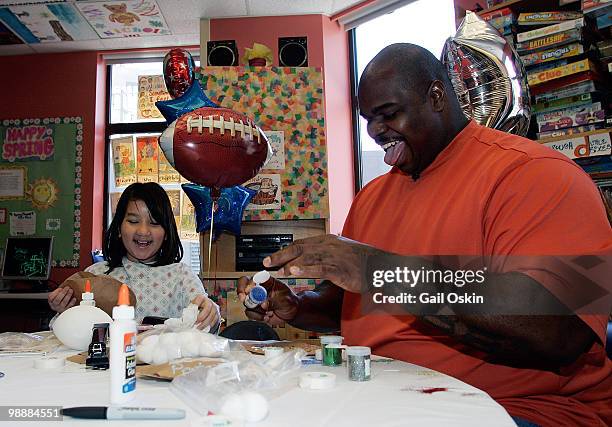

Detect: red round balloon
159,107,269,188
163,48,195,98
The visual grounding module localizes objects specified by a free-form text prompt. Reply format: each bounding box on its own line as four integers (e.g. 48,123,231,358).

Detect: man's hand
237,276,299,325
48,286,76,313
262,234,379,293
191,295,220,330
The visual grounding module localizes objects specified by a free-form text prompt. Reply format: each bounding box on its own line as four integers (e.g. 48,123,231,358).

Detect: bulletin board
199,66,329,221
0,117,83,267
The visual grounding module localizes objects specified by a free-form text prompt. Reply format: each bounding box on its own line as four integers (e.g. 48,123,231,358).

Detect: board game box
536,101,605,132
520,42,584,66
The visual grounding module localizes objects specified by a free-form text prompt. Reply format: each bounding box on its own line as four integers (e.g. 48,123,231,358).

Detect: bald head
357,43,469,177
360,43,456,101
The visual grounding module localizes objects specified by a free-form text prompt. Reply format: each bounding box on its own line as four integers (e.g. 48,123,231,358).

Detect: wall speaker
278,36,308,67
207,40,238,66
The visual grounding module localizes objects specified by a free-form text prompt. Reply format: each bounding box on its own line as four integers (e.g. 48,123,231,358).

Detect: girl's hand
48,287,76,313
191,295,220,330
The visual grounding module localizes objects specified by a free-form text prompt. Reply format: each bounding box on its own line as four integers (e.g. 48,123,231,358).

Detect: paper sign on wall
263,130,285,170
9,210,36,236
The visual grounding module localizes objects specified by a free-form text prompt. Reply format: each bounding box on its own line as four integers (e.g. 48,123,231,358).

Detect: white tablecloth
0,351,516,426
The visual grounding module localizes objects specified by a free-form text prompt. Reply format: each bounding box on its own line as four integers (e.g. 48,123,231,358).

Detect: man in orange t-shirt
237,44,611,426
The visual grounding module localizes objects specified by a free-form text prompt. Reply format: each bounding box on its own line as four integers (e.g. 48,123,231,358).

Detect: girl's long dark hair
103,182,183,273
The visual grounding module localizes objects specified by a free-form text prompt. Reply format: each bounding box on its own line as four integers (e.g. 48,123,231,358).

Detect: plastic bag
170,348,305,417
136,327,231,364
0,331,62,356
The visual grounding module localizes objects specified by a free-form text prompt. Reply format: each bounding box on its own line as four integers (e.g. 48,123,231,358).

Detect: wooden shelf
199,218,328,276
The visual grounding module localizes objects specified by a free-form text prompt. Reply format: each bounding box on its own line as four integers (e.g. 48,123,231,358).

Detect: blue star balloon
156,80,218,125
182,183,255,237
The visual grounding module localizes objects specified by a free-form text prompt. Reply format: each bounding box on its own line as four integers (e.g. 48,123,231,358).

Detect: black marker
61,406,185,420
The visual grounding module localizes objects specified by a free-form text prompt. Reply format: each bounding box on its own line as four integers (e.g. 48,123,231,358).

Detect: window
106,58,200,273
351,0,456,188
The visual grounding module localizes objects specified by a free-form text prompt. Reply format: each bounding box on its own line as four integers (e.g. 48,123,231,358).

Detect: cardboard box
536,102,605,132
517,18,585,42
541,129,611,159
520,42,584,66
534,79,596,103
518,11,583,26
533,92,595,114
516,28,583,52
527,59,593,86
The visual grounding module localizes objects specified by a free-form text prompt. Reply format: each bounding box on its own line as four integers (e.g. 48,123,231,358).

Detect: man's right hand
48,286,76,313
237,276,299,326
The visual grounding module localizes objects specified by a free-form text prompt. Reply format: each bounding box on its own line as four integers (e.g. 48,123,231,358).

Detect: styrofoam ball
198,339,217,357
165,341,182,361
52,306,112,351
219,393,245,419
152,345,169,365
219,392,268,422
242,391,268,422
179,331,200,357
158,332,178,346
141,334,160,347
136,344,154,364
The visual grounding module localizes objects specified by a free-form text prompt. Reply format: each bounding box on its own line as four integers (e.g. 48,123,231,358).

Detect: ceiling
0,0,366,56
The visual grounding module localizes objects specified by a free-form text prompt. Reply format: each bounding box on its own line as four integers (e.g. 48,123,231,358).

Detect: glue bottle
80,280,95,307
109,284,137,404
243,270,270,309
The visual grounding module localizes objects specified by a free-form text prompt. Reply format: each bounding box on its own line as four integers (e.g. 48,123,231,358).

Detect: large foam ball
158,107,269,188
53,305,112,351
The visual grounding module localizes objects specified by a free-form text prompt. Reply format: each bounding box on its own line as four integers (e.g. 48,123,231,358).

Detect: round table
0,351,516,426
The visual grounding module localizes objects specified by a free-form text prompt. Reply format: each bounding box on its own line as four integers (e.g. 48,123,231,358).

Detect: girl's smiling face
120,199,166,263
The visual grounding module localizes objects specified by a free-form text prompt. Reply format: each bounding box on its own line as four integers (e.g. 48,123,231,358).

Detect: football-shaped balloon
159,107,270,188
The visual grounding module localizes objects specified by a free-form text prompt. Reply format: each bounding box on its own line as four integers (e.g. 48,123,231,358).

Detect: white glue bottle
80,279,95,307
109,284,137,404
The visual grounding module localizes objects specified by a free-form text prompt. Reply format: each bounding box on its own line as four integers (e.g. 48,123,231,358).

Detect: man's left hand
263,234,379,293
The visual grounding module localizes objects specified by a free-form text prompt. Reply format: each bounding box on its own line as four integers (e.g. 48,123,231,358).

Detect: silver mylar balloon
441,11,530,136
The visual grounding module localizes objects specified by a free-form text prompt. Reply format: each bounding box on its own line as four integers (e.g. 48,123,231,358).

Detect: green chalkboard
0,117,83,267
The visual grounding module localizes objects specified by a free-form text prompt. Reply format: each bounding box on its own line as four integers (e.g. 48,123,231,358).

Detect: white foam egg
52,306,112,351
152,345,169,365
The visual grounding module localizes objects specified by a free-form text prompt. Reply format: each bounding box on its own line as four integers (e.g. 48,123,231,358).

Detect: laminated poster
136,136,159,183
180,191,198,241
137,75,171,120
112,137,136,187
158,149,180,184
244,174,282,210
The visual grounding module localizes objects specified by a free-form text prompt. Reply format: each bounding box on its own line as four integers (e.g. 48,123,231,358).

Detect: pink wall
210,15,355,233
210,15,324,67
321,16,354,234
0,52,106,284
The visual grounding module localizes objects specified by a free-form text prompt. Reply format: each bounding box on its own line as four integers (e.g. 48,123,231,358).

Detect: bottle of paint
109,284,137,404
347,346,371,381
80,280,95,307
243,270,271,309
320,335,344,366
